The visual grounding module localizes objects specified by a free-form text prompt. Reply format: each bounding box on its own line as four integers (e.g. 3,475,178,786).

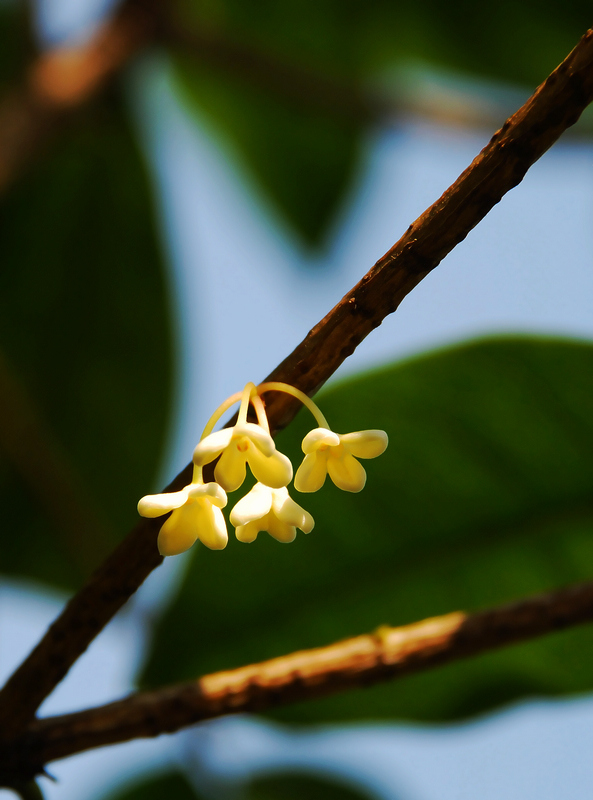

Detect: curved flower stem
199,391,243,441
251,393,270,433
257,382,329,429
237,383,256,425
191,464,204,484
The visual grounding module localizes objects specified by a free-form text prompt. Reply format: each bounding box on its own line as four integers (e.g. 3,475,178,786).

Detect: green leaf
173,54,362,245
0,3,32,88
168,0,591,243
184,0,592,93
247,772,377,800
103,772,200,800
0,92,173,589
141,336,593,722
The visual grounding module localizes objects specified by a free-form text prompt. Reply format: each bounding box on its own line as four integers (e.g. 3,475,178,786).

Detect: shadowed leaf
247,772,378,800
105,772,200,800
0,90,172,588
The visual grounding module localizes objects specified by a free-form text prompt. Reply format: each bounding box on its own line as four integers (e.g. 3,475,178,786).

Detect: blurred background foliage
0,0,592,797
108,768,375,800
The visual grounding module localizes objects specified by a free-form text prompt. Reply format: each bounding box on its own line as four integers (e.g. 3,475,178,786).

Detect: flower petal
214,444,247,492
246,444,293,488
137,488,189,518
266,515,297,543
327,451,367,492
234,422,276,457
294,452,328,493
272,489,314,533
235,520,262,543
230,483,273,527
188,481,228,508
196,503,228,550
340,430,388,459
157,502,200,555
193,428,234,466
301,427,340,454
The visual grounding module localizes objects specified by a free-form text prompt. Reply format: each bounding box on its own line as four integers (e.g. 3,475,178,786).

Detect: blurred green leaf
186,0,592,91
247,772,377,800
351,0,592,86
0,91,173,589
170,0,592,242
104,772,200,800
173,55,362,245
142,336,593,722
0,2,32,87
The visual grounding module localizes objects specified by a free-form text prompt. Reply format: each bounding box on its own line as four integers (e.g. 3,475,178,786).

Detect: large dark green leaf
142,336,593,722
0,90,173,588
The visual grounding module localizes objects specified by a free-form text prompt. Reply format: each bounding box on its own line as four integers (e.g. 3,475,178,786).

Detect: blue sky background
1,2,593,798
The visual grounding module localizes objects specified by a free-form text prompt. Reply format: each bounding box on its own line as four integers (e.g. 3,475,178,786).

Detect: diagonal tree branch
4,579,593,779
1,26,593,747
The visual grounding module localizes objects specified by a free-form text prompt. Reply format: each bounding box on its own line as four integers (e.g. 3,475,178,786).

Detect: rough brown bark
1,24,592,758
4,580,593,779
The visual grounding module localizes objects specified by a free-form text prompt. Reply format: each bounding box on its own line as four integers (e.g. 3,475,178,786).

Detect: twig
5,580,593,774
1,25,593,748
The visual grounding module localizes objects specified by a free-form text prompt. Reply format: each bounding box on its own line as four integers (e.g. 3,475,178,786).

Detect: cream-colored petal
327,451,367,492
301,427,341,454
138,488,189,518
300,508,315,533
193,428,234,466
230,483,273,527
271,489,314,533
294,451,328,493
157,502,200,556
188,481,228,508
246,444,293,488
196,502,228,550
235,520,262,543
340,430,388,459
266,515,297,543
234,422,276,457
214,444,247,492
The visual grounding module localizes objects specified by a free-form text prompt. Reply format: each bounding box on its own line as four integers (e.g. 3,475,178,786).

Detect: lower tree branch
1,26,592,747
4,580,593,778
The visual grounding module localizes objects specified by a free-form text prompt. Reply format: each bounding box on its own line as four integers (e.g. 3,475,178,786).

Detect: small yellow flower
138,482,228,555
230,483,314,543
193,422,292,493
294,428,388,493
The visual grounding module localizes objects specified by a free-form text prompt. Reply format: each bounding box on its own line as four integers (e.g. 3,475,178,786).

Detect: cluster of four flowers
138,382,388,556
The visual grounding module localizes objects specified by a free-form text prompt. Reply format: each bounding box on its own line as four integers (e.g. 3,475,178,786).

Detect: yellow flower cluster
138,382,388,556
